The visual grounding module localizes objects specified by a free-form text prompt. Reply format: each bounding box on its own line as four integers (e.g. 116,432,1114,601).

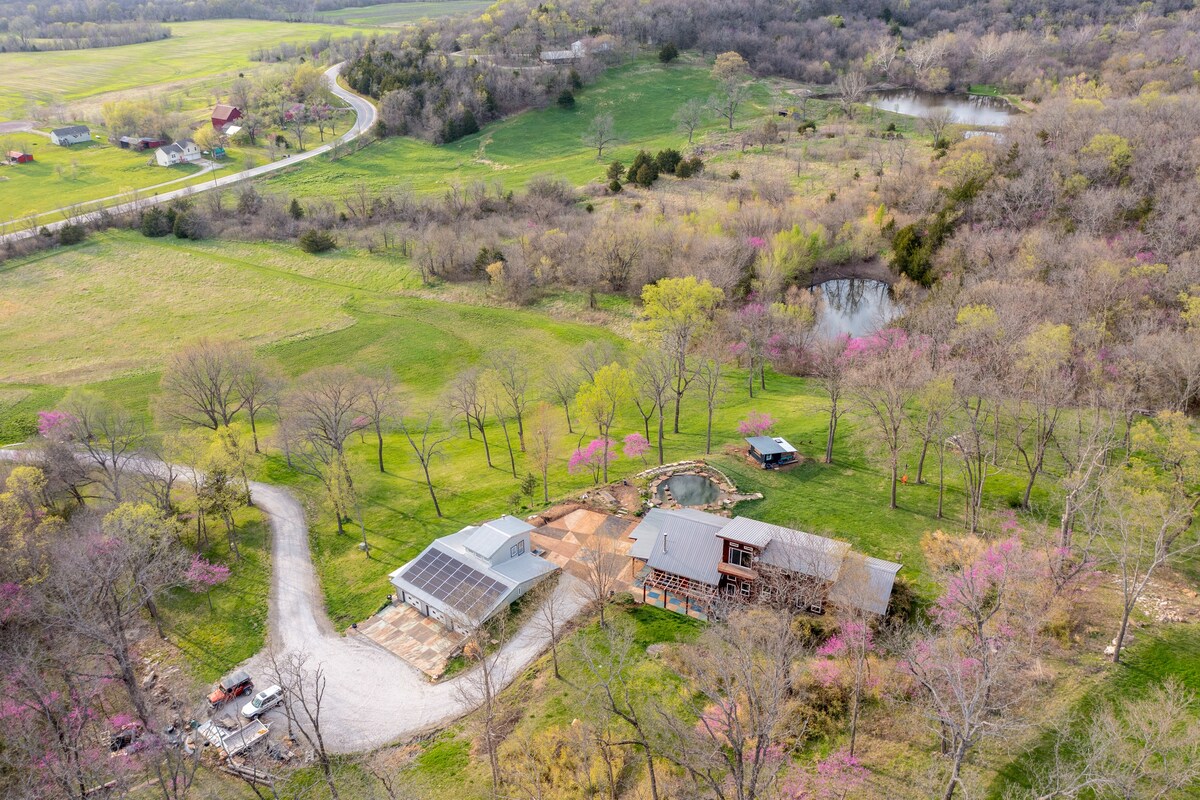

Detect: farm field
315,0,492,26
264,58,773,198
0,136,206,226
0,19,380,121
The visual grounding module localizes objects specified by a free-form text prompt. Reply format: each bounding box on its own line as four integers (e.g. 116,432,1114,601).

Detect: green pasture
0,19,381,121
315,0,492,26
265,58,771,198
0,136,206,226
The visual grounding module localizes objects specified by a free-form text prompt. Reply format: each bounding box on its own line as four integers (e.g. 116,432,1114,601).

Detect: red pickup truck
207,670,253,708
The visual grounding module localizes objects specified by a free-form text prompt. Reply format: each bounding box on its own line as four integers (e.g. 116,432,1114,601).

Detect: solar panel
400,548,508,619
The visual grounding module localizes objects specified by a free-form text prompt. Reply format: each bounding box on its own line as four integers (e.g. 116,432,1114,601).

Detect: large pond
656,474,720,507
866,89,1017,127
811,278,899,338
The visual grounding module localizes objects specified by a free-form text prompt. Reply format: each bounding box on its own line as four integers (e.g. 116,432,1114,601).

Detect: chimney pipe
662,533,668,553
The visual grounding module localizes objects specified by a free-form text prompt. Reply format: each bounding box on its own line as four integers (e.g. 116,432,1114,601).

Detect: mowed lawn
315,0,492,26
0,19,380,120
0,137,203,226
266,58,770,198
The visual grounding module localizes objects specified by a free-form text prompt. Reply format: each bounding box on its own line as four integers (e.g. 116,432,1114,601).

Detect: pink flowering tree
185,554,231,613
903,540,1025,800
738,411,776,438
37,410,77,441
781,749,869,799
815,618,878,756
729,300,776,398
568,438,615,485
623,432,650,463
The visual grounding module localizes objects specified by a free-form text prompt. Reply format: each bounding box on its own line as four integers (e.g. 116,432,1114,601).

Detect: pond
656,474,720,507
811,278,899,338
866,89,1017,127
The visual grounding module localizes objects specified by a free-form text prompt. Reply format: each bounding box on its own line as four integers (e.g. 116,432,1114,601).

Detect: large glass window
728,546,753,567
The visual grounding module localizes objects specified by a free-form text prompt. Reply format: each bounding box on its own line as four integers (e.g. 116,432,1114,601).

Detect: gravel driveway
0,448,589,752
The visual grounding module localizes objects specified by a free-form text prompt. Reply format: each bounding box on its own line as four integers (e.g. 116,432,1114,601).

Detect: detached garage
50,125,91,145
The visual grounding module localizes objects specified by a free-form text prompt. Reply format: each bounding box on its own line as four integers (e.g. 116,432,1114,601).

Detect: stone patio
532,508,638,583
354,603,466,678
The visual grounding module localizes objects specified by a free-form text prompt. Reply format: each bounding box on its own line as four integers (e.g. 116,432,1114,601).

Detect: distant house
119,136,166,151
389,515,558,631
745,436,798,469
154,139,202,166
629,509,901,617
7,150,33,164
211,103,243,130
50,125,91,145
539,36,612,63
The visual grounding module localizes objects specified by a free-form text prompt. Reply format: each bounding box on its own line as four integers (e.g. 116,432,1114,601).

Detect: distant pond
866,89,1018,127
810,278,899,338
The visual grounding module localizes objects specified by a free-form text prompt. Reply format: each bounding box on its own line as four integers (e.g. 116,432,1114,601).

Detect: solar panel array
400,548,508,619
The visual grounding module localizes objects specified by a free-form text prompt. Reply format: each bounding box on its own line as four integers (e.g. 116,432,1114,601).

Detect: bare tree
673,98,706,144
694,346,727,456
236,357,284,453
576,533,625,628
920,108,955,147
812,335,851,464
526,402,558,505
158,339,252,429
633,352,673,464
61,390,145,504
454,615,511,794
542,366,580,434
656,608,807,800
447,368,493,468
489,349,530,452
583,113,618,160
361,369,399,472
835,70,868,119
708,51,750,129
528,576,567,679
268,650,339,800
578,341,618,384
398,408,454,518
576,617,662,800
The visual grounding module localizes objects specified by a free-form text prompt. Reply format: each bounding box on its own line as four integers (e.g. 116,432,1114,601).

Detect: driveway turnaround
0,448,589,752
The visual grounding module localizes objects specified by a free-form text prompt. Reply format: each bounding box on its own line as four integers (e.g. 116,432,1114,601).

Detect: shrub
654,148,682,174
608,178,623,193
557,90,575,109
635,163,657,187
658,42,679,63
172,211,203,240
626,150,658,186
729,169,740,180
568,68,583,90
606,160,625,181
57,224,86,245
299,228,336,253
585,203,594,212
139,207,171,237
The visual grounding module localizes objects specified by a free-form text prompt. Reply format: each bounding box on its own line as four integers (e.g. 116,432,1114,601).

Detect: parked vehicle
207,670,253,707
240,684,284,718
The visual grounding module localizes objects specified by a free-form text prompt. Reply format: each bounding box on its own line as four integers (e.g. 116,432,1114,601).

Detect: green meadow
315,0,492,26
265,58,771,198
0,19,381,120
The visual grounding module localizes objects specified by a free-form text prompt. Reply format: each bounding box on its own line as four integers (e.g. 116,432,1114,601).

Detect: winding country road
0,448,587,752
1,61,376,244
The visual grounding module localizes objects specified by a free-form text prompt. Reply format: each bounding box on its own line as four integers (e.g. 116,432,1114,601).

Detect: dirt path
0,447,588,752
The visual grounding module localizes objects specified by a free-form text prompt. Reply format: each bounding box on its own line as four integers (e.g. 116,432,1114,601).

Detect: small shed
212,103,243,130
50,125,91,145
7,150,33,164
745,436,798,469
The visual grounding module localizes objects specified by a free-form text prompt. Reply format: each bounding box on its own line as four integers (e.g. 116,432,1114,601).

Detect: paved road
1,62,376,243
0,448,587,752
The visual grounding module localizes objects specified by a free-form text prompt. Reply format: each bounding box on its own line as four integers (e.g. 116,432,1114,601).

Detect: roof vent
662,533,668,553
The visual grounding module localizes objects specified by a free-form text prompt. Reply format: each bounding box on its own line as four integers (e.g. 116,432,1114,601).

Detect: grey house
50,125,91,145
389,515,557,631
745,436,798,469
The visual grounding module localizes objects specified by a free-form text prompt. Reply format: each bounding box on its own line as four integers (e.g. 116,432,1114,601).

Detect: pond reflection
866,89,1017,127
811,278,899,338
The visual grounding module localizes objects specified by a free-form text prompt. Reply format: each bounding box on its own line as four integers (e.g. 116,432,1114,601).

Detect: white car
240,685,284,718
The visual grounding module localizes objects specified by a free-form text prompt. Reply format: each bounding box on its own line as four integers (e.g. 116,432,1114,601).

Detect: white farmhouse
154,139,202,166
49,125,91,145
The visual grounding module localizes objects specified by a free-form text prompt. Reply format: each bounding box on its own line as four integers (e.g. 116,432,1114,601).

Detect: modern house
119,136,166,151
629,509,900,617
212,103,243,130
389,515,558,632
6,150,33,164
50,125,91,145
154,140,202,166
746,436,799,469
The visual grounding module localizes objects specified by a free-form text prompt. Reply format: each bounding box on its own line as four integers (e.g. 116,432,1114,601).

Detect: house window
728,546,753,568
510,540,526,559
740,581,751,598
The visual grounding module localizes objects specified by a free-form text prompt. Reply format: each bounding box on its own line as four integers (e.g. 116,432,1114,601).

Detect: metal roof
51,125,89,136
759,525,850,582
629,508,729,560
745,436,797,455
464,515,531,561
394,544,511,621
828,555,902,616
718,516,776,548
644,514,727,586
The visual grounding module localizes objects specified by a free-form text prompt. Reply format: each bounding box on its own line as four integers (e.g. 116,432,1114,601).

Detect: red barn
211,103,243,130
7,150,32,163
